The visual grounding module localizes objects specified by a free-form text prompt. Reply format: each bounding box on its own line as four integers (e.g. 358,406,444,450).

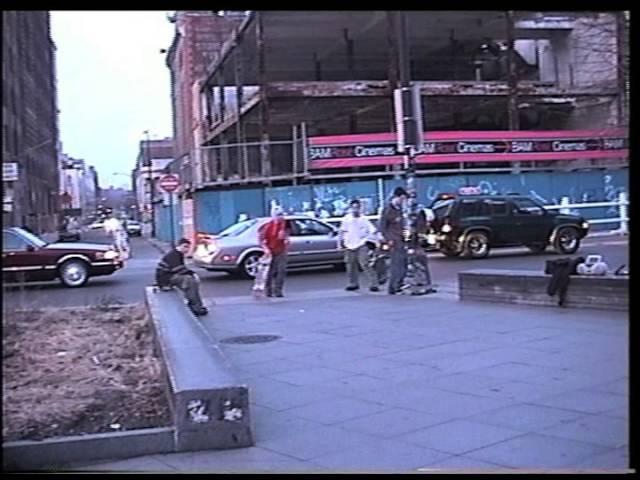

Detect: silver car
192,216,344,279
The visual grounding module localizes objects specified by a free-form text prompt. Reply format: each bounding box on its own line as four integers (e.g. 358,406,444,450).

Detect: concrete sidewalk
70,289,629,473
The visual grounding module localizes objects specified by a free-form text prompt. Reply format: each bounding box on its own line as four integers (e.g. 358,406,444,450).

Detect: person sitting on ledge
155,238,208,316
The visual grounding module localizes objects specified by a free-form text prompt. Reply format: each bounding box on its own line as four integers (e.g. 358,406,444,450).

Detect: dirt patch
2,304,171,443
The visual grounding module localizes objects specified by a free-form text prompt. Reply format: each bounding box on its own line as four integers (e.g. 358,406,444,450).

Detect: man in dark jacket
156,238,208,316
380,186,409,294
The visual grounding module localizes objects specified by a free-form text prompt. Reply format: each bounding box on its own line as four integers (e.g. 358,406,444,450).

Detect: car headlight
441,224,452,233
581,221,589,229
96,250,119,260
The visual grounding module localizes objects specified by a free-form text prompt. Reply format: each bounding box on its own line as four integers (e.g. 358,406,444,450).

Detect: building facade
59,153,99,217
164,11,628,235
132,137,174,228
165,10,246,190
2,11,60,233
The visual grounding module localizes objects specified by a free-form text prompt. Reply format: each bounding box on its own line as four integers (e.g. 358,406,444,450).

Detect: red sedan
2,227,124,288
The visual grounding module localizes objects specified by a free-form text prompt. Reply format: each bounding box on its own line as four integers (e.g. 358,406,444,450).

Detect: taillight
194,232,218,257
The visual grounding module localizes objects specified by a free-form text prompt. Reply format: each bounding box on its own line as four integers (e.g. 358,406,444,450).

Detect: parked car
428,193,590,259
192,216,345,279
125,220,142,237
2,227,125,287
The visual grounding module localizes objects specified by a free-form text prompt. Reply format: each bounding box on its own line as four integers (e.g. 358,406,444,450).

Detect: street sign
3,162,18,182
158,174,180,193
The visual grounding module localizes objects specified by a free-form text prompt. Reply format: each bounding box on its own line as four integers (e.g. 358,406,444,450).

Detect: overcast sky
51,11,175,190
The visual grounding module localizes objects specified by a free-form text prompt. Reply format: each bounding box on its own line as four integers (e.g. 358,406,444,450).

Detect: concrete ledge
145,287,254,451
459,269,628,311
2,427,174,471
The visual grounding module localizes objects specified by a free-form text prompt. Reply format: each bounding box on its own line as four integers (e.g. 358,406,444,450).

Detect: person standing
380,186,409,295
406,201,437,295
155,238,208,316
258,206,291,298
338,199,380,292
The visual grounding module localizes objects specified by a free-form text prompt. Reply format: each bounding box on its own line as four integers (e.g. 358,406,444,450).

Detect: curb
145,237,171,254
2,427,175,471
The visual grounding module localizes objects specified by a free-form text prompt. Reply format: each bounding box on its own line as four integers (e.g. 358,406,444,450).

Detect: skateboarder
338,199,380,292
257,206,291,297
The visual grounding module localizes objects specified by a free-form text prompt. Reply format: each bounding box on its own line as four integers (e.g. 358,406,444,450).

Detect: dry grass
2,304,171,442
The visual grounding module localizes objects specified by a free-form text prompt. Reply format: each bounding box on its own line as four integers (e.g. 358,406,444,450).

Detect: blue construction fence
154,200,182,244
172,168,628,235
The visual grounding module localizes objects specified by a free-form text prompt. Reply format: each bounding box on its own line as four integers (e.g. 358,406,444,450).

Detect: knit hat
393,186,408,197
271,205,284,217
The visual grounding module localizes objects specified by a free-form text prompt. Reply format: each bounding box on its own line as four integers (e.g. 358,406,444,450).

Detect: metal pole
169,191,175,247
144,130,156,238
395,11,422,294
618,191,628,235
506,11,521,173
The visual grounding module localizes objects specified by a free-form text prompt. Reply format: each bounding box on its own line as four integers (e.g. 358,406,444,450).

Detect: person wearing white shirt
338,199,380,292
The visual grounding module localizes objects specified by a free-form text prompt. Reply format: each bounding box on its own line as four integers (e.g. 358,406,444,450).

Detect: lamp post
143,130,156,237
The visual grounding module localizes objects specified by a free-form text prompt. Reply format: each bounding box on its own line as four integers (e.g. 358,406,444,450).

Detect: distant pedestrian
380,186,409,295
258,206,291,298
155,238,208,316
338,199,379,292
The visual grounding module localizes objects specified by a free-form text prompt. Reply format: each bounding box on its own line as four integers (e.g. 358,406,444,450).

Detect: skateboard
252,255,272,298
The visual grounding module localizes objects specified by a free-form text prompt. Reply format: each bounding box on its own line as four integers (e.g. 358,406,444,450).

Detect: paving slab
63,291,628,473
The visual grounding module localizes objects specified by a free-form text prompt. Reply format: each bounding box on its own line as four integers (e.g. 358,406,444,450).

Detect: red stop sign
158,174,180,193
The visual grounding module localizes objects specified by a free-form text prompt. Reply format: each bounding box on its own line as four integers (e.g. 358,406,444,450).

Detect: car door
508,197,551,244
289,218,339,265
2,231,48,282
481,198,513,245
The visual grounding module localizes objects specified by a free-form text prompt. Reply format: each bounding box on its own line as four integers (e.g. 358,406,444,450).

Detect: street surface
3,228,628,310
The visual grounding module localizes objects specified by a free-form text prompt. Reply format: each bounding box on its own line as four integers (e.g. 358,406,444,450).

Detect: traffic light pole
395,12,425,295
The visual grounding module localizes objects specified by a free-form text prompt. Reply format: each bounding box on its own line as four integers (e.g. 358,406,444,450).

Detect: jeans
388,246,408,293
266,252,287,295
344,245,378,288
170,273,205,309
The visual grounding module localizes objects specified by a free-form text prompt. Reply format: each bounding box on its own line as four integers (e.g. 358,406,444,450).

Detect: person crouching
155,238,208,316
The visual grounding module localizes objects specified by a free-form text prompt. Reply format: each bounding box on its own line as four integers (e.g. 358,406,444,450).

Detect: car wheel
240,252,262,280
463,231,490,259
526,243,547,253
553,227,581,254
59,259,89,288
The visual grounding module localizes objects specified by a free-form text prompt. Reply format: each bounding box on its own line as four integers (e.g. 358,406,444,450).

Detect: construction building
2,11,60,233
163,11,628,235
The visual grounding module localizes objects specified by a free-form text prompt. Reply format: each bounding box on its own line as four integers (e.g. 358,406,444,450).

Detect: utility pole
143,130,156,237
505,10,521,173
393,11,426,295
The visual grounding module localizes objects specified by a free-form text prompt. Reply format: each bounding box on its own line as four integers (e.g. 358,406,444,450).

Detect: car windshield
19,229,48,247
217,219,258,237
431,199,455,218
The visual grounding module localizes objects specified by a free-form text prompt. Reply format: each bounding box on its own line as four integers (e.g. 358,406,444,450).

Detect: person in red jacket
258,206,291,297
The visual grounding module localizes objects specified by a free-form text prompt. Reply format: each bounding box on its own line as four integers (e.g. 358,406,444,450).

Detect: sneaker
345,285,359,291
191,307,208,316
275,292,284,298
369,286,380,292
